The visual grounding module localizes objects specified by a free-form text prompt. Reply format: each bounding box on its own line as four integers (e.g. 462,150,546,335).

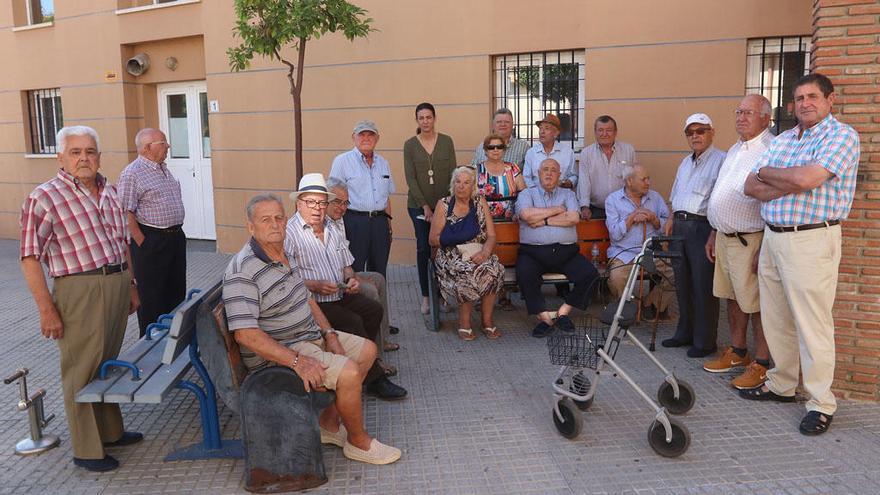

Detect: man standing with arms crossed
741,74,859,436
117,128,186,337
703,95,774,390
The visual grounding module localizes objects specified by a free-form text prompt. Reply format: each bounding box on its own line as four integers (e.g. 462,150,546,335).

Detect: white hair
326,177,347,193
744,94,773,117
134,128,160,151
246,193,285,221
448,166,478,199
56,126,100,153
622,162,645,182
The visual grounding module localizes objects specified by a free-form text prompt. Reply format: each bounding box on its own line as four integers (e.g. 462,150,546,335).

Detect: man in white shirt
577,115,638,219
702,95,774,390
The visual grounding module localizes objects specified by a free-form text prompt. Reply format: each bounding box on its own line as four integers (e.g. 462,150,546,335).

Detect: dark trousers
131,224,186,337
516,243,599,315
670,218,719,351
318,293,385,384
343,212,391,277
589,205,606,219
408,207,431,297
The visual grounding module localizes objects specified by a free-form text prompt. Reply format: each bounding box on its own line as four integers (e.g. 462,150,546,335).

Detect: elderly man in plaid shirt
117,128,186,337
20,126,142,472
741,73,860,436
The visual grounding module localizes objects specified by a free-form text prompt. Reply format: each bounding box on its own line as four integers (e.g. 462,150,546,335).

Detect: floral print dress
434,196,505,304
477,161,522,221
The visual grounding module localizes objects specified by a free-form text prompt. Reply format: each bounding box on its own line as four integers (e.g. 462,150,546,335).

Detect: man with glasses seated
661,113,725,358
285,174,406,401
604,163,672,321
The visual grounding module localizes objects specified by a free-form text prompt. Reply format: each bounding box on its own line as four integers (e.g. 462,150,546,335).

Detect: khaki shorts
713,231,762,313
290,331,366,390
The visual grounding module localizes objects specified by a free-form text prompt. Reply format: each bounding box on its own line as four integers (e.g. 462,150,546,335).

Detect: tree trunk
282,38,308,184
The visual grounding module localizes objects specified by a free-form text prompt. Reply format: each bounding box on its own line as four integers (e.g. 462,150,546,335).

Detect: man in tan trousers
20,126,141,472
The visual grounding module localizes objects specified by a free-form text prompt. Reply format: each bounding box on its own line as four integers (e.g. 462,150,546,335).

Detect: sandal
383,342,400,352
482,327,501,339
799,411,833,436
738,385,796,403
457,328,476,341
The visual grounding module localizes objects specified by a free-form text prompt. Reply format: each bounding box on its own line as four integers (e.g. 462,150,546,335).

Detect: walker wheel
574,397,594,411
647,417,690,458
570,372,594,411
657,378,695,415
552,398,582,439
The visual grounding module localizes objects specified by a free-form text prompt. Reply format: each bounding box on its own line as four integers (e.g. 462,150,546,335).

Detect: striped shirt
670,146,726,215
753,114,860,225
284,213,354,303
20,169,128,277
471,137,530,168
577,141,637,208
329,148,396,212
523,142,578,189
605,188,669,264
515,186,579,245
222,238,322,372
707,129,773,234
117,155,185,228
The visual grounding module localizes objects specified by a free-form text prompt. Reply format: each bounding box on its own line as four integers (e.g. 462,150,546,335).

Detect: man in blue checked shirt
741,73,860,437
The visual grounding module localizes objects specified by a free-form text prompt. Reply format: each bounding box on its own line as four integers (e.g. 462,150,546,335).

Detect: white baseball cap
683,113,713,131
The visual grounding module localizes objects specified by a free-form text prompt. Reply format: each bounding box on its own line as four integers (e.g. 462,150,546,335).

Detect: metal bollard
4,368,60,456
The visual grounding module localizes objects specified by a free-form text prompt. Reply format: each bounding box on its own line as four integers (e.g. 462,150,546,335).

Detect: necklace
419,134,438,185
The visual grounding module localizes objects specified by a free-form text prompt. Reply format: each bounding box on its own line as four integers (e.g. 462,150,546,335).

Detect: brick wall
812,0,880,401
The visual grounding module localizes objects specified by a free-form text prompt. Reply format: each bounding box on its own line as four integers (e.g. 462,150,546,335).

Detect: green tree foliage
227,0,374,182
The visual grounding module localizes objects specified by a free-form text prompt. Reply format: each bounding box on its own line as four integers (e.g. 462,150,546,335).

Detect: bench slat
104,335,175,403
133,349,193,404
75,335,166,403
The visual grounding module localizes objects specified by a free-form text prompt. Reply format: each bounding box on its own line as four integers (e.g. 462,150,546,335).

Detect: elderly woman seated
429,166,505,341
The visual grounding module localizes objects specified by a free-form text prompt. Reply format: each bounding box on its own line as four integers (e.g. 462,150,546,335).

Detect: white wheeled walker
547,236,695,457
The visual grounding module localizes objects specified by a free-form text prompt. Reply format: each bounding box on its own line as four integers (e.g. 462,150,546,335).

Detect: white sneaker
319,424,347,448
343,438,401,465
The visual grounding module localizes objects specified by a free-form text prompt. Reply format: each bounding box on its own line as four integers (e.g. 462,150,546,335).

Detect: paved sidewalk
0,238,879,494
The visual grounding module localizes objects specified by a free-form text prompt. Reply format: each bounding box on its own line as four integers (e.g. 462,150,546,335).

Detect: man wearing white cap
329,121,396,276
661,113,725,358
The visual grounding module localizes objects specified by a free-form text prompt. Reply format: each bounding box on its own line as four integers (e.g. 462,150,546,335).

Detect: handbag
456,242,484,261
439,197,480,247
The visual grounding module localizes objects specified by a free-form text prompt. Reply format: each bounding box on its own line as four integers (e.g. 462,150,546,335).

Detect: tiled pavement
0,238,879,494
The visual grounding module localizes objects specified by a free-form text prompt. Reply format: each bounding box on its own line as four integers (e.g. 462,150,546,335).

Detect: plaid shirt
20,169,129,277
284,213,355,303
754,114,860,225
117,155,185,228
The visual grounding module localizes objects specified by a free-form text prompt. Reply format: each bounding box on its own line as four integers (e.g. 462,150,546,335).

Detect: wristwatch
322,328,337,338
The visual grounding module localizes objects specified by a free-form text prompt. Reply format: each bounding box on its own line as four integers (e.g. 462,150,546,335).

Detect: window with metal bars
26,88,63,155
745,36,811,135
493,50,585,149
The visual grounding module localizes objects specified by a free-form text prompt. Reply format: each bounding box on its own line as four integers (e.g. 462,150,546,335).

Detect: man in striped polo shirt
222,194,401,465
20,126,142,472
742,73,860,436
285,174,406,400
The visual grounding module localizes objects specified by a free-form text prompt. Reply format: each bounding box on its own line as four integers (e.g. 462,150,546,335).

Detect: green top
403,133,457,209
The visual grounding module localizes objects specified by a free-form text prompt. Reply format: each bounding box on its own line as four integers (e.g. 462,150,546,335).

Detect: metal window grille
745,36,811,135
493,50,585,149
26,88,63,154
25,0,54,25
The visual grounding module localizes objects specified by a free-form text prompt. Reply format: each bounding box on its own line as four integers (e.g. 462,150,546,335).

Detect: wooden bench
425,219,610,331
76,283,243,461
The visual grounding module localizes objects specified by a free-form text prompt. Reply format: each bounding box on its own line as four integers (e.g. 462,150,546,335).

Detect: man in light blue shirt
329,120,396,276
515,158,598,338
604,163,672,320
523,114,577,189
662,113,725,358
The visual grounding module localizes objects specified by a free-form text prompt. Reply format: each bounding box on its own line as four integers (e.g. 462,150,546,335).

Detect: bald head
135,128,170,163
735,95,772,141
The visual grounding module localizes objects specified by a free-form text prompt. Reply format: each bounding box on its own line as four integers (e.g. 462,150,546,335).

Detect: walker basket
547,317,607,369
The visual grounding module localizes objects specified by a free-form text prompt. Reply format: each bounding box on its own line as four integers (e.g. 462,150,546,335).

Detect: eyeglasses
485,144,506,151
734,109,758,117
330,199,351,207
147,141,169,147
298,198,329,209
684,128,711,137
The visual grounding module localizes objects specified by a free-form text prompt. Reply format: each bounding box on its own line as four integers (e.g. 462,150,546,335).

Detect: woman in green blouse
404,102,457,314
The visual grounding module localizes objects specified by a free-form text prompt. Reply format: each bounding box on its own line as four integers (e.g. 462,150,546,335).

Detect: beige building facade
0,0,812,262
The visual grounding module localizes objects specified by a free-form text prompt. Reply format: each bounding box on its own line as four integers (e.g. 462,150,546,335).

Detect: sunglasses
485,144,506,151
684,128,711,137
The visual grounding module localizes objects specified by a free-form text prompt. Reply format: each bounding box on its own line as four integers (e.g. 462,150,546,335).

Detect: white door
158,81,216,240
